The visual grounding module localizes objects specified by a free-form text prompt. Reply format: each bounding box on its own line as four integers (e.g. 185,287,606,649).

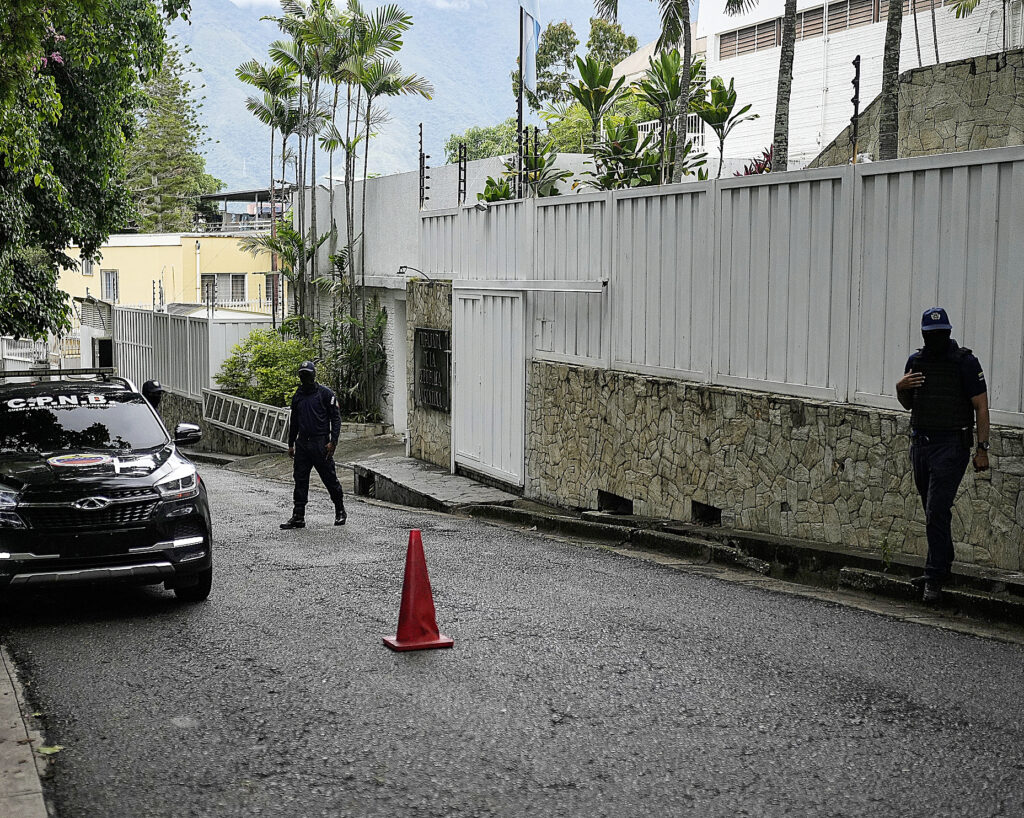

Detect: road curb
463,504,1024,627
0,646,49,818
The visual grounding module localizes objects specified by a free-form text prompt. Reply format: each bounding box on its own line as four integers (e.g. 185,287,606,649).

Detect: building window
81,258,94,276
719,19,781,59
101,269,119,303
795,7,825,39
723,0,918,58
201,273,248,305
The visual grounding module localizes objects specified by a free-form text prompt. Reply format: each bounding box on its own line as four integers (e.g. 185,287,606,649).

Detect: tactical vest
910,347,975,432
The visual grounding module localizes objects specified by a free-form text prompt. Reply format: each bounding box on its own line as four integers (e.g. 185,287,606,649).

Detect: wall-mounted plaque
414,327,450,412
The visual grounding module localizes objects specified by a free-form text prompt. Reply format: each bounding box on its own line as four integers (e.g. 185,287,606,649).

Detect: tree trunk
929,0,939,63
773,0,798,172
269,128,277,280
717,135,725,179
912,0,923,68
671,10,692,183
659,109,668,184
308,78,320,327
878,0,904,161
361,99,373,415
343,83,354,333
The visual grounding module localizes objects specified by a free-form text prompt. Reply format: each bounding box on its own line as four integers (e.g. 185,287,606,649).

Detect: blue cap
921,307,952,332
297,360,316,374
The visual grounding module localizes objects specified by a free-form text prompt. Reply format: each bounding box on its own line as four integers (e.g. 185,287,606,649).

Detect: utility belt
911,427,973,448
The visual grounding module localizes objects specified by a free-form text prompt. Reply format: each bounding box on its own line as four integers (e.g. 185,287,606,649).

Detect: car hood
0,446,178,491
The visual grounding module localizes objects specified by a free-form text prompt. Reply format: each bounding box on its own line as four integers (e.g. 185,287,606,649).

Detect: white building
696,0,1023,167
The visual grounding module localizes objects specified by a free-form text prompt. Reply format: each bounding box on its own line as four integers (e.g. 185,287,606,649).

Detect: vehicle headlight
0,488,17,509
156,468,199,501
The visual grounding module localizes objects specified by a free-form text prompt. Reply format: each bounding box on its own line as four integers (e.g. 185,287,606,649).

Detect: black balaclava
298,369,316,393
922,328,951,356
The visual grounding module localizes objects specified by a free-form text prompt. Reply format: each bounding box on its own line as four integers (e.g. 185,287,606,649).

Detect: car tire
174,567,212,603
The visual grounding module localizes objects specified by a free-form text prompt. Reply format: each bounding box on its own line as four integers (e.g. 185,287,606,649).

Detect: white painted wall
699,0,1013,167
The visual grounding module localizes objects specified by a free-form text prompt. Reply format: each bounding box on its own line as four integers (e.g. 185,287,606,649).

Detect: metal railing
202,389,290,450
637,114,706,151
197,218,275,234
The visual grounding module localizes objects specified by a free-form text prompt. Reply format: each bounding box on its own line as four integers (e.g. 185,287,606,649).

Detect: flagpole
517,4,524,199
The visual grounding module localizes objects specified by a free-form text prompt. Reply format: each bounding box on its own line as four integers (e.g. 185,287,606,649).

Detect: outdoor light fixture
473,201,488,212
399,265,431,282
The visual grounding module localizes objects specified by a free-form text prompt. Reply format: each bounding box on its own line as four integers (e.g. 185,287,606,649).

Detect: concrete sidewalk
0,648,48,818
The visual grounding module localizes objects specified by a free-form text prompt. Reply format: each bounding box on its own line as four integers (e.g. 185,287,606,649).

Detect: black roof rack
0,367,135,390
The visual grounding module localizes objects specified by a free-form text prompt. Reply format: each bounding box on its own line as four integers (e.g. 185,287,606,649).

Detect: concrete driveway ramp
351,456,519,513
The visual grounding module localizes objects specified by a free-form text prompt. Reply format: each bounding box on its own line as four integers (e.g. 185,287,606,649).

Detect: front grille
22,500,158,530
105,488,159,501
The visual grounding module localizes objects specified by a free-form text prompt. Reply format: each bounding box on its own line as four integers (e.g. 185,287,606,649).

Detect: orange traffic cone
383,530,454,652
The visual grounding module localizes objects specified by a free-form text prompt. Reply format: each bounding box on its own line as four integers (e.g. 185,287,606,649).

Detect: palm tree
355,56,431,409
633,49,704,183
720,0,796,171
697,76,759,178
566,55,626,148
236,60,295,308
878,0,905,160
594,1,696,182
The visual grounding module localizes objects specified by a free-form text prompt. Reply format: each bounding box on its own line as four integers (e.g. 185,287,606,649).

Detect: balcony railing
196,218,275,234
638,114,706,152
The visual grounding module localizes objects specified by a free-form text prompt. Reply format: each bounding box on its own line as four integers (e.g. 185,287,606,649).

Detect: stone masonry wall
406,280,451,469
527,361,1024,572
810,49,1024,168
158,391,279,457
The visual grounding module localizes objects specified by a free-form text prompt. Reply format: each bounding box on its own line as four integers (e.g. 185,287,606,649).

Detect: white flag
521,0,541,94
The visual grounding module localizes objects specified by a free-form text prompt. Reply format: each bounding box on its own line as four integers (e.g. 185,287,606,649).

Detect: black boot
334,503,347,526
280,515,305,530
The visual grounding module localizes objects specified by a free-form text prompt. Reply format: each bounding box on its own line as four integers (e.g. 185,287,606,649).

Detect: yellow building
61,233,282,311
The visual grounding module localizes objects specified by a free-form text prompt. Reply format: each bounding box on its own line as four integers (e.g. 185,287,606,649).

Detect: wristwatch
977,441,991,452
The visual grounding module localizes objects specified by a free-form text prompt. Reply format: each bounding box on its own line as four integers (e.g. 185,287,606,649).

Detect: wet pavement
1,466,1023,817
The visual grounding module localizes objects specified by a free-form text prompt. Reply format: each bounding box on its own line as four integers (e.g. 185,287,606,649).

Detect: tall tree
878,0,905,160
594,1,696,182
585,16,638,67
443,118,519,163
126,40,221,233
237,58,296,283
511,20,579,112
723,0,797,171
0,0,190,338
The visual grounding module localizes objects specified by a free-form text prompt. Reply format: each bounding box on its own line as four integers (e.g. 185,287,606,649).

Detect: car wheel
174,567,212,603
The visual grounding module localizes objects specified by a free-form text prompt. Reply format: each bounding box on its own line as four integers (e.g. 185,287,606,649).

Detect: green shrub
214,329,318,408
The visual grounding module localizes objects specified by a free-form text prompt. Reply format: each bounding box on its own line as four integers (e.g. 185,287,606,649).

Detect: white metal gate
452,289,525,486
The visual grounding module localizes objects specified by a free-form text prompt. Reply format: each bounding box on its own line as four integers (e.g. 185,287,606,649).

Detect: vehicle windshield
0,392,168,454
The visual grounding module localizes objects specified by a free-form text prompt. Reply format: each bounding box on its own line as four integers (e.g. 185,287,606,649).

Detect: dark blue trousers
910,435,970,580
293,435,345,517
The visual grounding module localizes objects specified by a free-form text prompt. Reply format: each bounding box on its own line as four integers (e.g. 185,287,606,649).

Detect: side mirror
174,423,202,446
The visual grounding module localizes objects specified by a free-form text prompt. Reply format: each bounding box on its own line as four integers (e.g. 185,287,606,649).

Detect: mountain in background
173,0,662,192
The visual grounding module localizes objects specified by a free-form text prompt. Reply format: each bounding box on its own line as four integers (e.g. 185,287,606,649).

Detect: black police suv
0,372,213,601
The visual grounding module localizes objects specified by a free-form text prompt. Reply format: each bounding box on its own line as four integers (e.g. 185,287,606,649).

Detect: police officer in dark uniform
142,380,165,410
896,307,989,603
280,361,347,529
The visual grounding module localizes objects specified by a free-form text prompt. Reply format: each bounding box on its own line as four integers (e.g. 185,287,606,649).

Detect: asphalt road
2,467,1024,818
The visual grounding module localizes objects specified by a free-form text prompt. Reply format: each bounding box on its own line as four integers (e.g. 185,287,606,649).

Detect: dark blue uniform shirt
904,339,986,399
288,384,341,445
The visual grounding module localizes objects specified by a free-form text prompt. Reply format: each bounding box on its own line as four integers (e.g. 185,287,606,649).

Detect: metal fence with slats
113,307,274,399
419,146,1024,427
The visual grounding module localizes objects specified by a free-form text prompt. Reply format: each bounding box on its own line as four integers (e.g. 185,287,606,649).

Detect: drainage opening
691,500,722,526
354,470,376,498
597,490,634,515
